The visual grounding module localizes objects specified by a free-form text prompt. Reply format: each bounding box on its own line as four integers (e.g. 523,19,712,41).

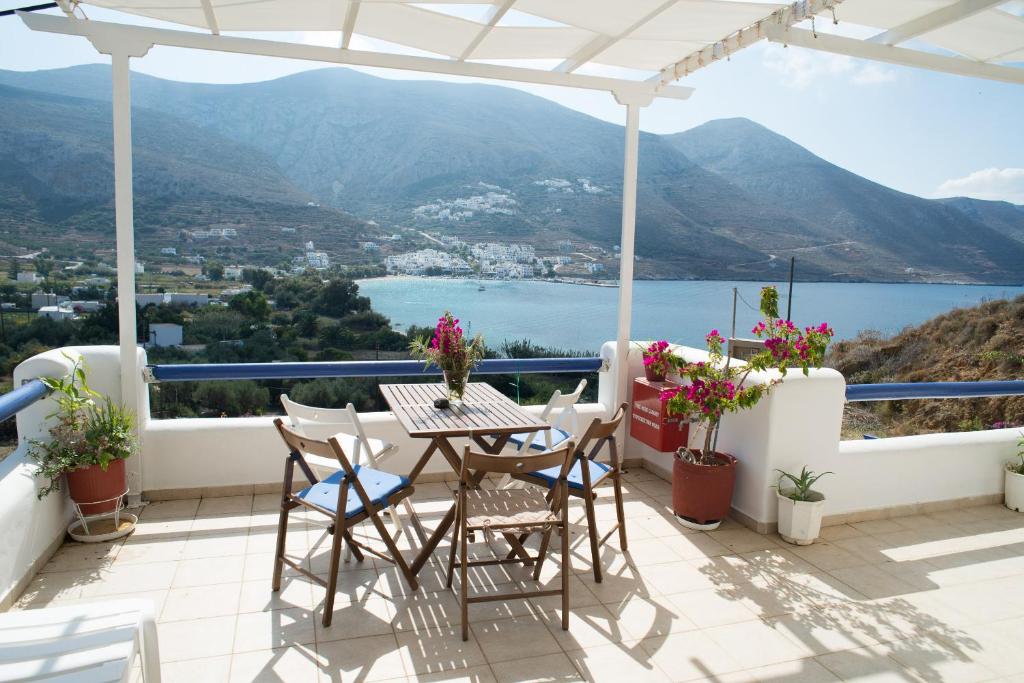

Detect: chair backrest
462,439,575,481
274,416,354,477
520,379,587,452
576,402,629,461
280,394,374,466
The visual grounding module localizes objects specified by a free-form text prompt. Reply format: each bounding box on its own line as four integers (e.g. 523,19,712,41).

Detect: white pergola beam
19,12,693,100
340,0,360,50
766,25,1024,85
200,0,220,36
457,0,515,62
651,0,845,86
556,0,680,74
867,0,1004,46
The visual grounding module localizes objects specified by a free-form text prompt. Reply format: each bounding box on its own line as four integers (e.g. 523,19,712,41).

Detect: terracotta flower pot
672,450,737,529
66,458,127,516
643,365,666,382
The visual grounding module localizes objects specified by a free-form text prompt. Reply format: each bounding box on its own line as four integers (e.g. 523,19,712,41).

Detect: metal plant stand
67,488,137,543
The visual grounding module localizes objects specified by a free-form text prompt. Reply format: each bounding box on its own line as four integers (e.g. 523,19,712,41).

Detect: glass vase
443,369,470,404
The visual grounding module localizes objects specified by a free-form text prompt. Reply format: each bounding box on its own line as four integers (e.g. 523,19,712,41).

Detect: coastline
355,274,1024,289
355,274,618,288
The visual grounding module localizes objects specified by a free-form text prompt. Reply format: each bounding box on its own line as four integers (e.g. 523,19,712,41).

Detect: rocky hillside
830,295,1024,436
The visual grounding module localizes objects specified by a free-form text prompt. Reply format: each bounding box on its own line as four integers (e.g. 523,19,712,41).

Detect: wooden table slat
380,382,548,438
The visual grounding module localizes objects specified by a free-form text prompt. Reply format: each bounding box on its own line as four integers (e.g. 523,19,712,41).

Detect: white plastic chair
0,598,161,682
507,379,586,454
280,394,421,551
499,379,586,489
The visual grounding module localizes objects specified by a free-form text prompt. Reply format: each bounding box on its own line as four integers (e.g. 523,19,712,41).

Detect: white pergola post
612,92,652,413
92,35,153,503
111,51,142,502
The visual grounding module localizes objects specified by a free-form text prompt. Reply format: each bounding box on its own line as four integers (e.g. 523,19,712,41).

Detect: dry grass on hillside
829,295,1024,437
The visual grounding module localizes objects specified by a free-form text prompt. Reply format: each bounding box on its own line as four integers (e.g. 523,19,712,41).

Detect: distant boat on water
477,285,486,291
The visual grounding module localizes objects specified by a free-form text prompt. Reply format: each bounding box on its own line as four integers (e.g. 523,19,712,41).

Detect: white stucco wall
0,346,147,607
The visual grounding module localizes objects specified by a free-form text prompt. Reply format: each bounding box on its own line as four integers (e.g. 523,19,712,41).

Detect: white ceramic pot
1005,468,1024,512
777,489,825,545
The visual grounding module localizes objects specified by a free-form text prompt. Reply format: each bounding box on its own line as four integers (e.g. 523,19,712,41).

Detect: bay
358,278,1024,353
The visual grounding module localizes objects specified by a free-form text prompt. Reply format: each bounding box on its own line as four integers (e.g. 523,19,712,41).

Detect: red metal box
629,378,690,452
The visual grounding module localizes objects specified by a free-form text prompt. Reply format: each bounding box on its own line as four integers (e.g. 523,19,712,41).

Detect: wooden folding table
379,382,550,575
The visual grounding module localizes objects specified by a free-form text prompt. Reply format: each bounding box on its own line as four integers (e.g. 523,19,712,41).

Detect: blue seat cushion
508,427,572,451
528,459,612,491
297,465,410,518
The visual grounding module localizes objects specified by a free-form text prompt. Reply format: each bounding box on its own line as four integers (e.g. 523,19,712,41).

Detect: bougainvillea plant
662,286,834,466
639,340,673,378
409,311,485,400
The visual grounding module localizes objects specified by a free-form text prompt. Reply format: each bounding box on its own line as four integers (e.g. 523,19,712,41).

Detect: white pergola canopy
42,0,1024,87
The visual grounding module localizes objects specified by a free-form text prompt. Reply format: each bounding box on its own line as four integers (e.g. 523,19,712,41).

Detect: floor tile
472,615,563,664
229,645,320,682
490,652,583,683
158,615,237,662
317,633,407,682
396,624,487,676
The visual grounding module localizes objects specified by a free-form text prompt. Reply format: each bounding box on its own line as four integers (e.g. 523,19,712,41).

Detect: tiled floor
15,469,1024,682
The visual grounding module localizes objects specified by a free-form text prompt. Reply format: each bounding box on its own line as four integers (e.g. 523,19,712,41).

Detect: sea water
358,278,1024,353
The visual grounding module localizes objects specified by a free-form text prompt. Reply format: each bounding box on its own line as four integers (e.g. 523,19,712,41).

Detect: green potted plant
662,286,834,530
1005,432,1024,513
30,357,137,516
410,311,485,405
775,467,832,545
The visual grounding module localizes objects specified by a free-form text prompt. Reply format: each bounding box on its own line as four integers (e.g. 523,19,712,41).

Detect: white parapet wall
833,429,1021,519
1,345,144,608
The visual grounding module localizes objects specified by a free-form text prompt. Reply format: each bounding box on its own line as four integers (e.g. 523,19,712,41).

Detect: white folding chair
499,379,586,489
280,394,423,552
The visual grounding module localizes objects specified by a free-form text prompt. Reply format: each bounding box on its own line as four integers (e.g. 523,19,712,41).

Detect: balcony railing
845,380,1024,402
144,357,605,382
0,379,50,423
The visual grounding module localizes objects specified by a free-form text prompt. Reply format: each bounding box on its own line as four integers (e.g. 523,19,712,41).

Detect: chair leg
272,459,295,592
583,491,602,584
560,519,570,631
321,518,346,628
533,526,553,581
369,508,419,592
446,507,460,589
460,512,470,642
613,471,628,551
343,531,365,563
388,504,406,541
401,497,428,545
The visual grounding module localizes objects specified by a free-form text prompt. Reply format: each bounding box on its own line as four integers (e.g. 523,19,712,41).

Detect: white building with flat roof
148,323,183,347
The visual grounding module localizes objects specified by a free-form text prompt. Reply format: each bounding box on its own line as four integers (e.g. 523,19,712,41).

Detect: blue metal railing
0,379,50,423
846,380,1024,402
146,357,604,383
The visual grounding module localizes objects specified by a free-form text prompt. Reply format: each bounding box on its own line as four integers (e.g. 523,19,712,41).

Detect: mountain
0,78,372,266
0,66,1022,283
665,118,1024,283
938,197,1024,244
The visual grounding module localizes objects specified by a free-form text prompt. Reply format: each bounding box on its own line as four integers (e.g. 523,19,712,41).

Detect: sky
0,4,1022,204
